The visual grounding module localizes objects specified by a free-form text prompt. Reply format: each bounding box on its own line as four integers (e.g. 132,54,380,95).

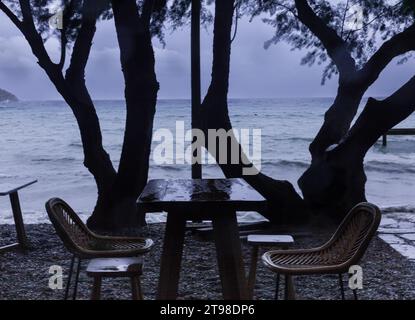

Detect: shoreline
1,223,415,300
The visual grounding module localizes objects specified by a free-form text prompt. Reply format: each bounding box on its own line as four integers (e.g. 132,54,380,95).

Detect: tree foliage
1,0,168,49
242,0,415,83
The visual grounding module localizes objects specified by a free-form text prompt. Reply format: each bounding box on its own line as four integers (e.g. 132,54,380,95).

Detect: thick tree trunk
59,83,118,230
292,2,415,220
201,0,239,177
5,0,157,231
298,80,366,219
300,76,415,221
87,0,159,230
200,0,309,224
28,3,118,229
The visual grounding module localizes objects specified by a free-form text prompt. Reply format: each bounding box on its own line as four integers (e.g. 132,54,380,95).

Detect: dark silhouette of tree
2,0,414,227
0,0,166,230
246,0,415,219
170,0,309,224
170,0,415,223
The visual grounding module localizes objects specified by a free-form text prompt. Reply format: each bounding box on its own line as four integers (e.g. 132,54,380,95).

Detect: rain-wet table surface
138,178,267,214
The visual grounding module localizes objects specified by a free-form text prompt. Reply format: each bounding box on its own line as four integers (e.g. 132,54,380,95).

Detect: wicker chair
262,202,381,300
45,198,153,300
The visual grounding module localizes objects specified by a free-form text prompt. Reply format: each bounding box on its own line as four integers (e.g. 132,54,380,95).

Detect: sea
1,98,414,224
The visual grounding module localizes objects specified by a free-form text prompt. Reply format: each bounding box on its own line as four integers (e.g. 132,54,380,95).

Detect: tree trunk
32,25,118,230
300,76,415,221
4,0,157,231
87,0,159,230
298,77,368,220
200,0,309,224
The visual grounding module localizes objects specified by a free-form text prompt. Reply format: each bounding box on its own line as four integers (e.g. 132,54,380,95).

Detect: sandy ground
0,223,414,300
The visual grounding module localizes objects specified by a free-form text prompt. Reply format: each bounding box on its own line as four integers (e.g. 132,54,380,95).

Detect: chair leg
137,277,144,300
64,255,75,300
247,246,259,299
131,276,141,300
284,275,289,300
274,273,280,300
91,277,102,300
284,275,296,300
72,258,82,300
338,274,345,300
353,289,358,300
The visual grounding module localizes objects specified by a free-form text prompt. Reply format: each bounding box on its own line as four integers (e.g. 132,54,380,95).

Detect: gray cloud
0,11,414,100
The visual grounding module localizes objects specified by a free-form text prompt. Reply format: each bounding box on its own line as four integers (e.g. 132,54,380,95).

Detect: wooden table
0,180,37,252
138,178,267,300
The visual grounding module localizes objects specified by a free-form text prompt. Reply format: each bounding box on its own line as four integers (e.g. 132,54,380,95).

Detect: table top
138,178,267,213
0,180,37,196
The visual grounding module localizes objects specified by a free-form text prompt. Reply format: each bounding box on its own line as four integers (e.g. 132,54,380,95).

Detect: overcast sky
0,11,414,100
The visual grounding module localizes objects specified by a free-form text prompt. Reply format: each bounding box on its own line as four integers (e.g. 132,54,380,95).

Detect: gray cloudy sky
0,11,414,100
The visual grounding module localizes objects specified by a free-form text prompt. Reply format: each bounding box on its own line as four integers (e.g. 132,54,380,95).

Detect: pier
382,128,415,146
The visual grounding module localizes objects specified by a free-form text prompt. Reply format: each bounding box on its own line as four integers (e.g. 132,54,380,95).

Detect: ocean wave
261,159,415,174
365,161,415,174
149,159,414,174
261,136,312,142
0,174,19,179
381,205,415,213
69,142,82,148
151,160,310,171
32,157,77,163
373,140,415,154
151,164,187,172
262,159,309,169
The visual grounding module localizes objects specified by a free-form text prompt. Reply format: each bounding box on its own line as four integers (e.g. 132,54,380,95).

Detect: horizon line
11,96,382,102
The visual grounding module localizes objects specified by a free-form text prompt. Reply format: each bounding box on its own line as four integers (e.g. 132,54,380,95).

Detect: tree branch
58,0,78,70
294,0,357,78
0,1,23,31
58,30,68,70
360,23,415,86
142,0,155,26
19,0,35,26
340,75,415,157
340,0,349,38
65,1,99,82
17,0,55,70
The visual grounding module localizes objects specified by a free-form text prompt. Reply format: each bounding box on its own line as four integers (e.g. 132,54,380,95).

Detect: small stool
247,234,294,299
86,257,144,300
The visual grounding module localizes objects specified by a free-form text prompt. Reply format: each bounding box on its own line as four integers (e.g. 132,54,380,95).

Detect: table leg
212,211,248,300
157,213,186,300
9,191,29,249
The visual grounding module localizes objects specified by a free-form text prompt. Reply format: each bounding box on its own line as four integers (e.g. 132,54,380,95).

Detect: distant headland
0,88,18,102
